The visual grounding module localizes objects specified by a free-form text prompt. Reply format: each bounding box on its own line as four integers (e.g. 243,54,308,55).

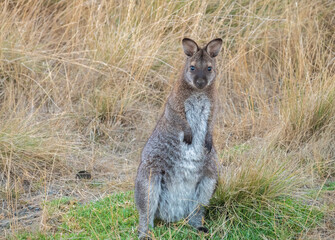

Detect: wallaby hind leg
135,168,161,239
188,175,217,231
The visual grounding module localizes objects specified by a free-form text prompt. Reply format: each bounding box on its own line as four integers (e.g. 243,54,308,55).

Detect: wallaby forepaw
205,139,212,152
204,131,213,152
197,226,209,233
183,133,193,145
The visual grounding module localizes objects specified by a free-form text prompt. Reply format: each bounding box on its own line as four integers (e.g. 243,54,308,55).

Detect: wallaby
135,38,222,239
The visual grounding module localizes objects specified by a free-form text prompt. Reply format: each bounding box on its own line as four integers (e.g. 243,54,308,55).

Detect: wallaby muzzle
194,79,207,89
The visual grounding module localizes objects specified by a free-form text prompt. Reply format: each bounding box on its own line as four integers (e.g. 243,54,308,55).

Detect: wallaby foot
187,205,205,229
138,231,152,240
137,195,157,240
138,216,153,240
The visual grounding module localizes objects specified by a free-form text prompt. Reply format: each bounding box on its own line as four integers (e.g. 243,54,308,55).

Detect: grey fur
135,38,222,239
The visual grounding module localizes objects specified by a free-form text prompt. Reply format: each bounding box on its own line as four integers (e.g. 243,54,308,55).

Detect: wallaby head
182,38,222,89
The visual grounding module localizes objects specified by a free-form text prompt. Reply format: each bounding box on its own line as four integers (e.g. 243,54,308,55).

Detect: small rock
76,170,92,180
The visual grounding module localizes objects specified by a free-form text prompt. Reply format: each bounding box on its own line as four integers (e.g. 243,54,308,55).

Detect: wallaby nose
195,79,207,89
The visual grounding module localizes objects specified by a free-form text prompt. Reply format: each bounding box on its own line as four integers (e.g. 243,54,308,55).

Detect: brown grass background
0,0,334,237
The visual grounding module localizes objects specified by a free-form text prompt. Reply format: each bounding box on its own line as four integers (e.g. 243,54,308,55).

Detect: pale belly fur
157,93,211,222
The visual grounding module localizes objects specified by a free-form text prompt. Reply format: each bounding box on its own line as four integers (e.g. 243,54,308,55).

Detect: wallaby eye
190,66,195,71
207,66,212,71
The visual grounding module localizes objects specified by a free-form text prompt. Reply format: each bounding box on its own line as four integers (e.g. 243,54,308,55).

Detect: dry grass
0,0,334,237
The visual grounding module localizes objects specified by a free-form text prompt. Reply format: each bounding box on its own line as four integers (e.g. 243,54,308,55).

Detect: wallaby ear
182,38,199,57
205,38,223,58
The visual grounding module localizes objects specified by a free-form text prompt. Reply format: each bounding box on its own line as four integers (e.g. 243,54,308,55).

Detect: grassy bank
16,189,325,239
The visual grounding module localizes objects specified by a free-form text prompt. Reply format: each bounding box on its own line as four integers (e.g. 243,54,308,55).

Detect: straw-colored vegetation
1,0,334,239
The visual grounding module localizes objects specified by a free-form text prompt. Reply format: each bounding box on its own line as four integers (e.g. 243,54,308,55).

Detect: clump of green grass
209,195,323,239
323,181,335,192
209,149,323,239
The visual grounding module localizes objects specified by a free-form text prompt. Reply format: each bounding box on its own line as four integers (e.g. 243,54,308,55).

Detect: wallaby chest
185,93,211,140
179,93,211,162
165,92,211,189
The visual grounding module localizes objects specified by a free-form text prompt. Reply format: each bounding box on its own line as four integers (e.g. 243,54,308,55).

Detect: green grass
17,190,324,240
323,181,335,191
208,196,323,239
